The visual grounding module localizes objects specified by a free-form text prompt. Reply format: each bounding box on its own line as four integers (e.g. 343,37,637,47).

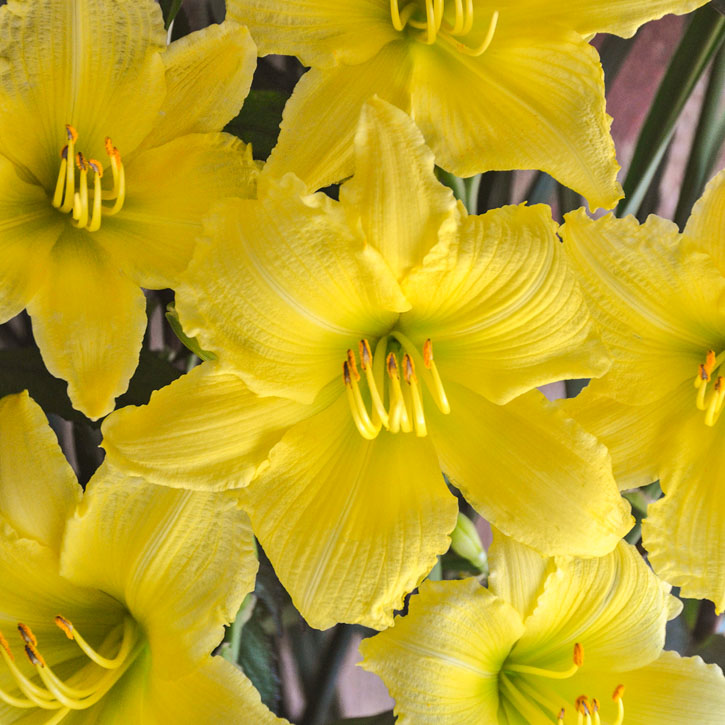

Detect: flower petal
400,203,609,405
0,0,166,188
26,229,147,420
177,179,409,404
263,42,413,192
561,209,725,405
429,384,632,557
0,392,80,551
101,362,321,491
339,97,458,281
98,133,259,289
60,465,257,677
240,395,458,630
227,0,397,68
407,28,621,209
360,578,525,724
683,168,725,276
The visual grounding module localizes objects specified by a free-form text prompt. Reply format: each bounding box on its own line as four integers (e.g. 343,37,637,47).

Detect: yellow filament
58,616,137,671
72,158,89,228
439,9,498,56
52,150,68,208
390,0,404,30
449,0,464,34
86,165,103,232
104,159,125,216
45,709,72,724
59,127,76,213
0,646,60,708
697,377,709,410
344,363,379,439
387,353,412,433
397,333,450,414
705,377,725,426
402,354,427,436
461,0,473,34
359,340,390,428
506,643,582,679
612,686,624,725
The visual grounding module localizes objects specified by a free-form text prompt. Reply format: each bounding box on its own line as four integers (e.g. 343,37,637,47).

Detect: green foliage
225,90,289,160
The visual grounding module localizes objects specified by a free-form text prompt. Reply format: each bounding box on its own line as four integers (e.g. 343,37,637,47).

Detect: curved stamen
506,643,583,679
402,353,427,436
58,125,77,214
693,349,725,425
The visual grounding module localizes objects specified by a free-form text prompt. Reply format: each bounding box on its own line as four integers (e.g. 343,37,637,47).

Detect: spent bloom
360,533,725,724
0,0,259,419
103,99,630,630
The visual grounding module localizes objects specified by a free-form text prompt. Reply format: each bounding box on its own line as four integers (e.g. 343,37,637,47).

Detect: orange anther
54,615,75,640
346,350,360,381
17,623,37,647
573,642,583,667
87,159,103,177
423,338,433,368
359,339,373,370
402,353,417,384
65,124,78,143
24,643,45,668
386,352,399,379
343,360,352,387
575,695,590,714
591,698,600,712
612,684,625,701
104,137,114,155
75,151,87,171
0,632,14,661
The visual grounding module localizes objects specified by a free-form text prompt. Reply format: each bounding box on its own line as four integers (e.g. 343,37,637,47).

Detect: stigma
557,685,625,725
390,0,498,56
342,333,450,440
693,349,725,426
51,125,126,232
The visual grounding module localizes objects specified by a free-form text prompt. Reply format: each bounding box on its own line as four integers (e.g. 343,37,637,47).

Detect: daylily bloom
228,0,706,209
102,99,631,630
560,169,725,613
360,532,725,724
0,391,282,723
0,0,260,419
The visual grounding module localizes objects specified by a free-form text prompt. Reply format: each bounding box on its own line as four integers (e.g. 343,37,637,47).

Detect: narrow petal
0,155,63,322
429,384,632,557
177,180,409,404
98,133,259,289
143,21,257,150
407,30,621,209
339,98,458,281
683,168,725,276
26,229,147,420
60,466,257,677
240,395,458,630
400,203,609,405
561,209,725,405
102,363,322,491
263,42,413,192
360,579,525,725
227,0,397,68
0,392,80,551
0,0,166,187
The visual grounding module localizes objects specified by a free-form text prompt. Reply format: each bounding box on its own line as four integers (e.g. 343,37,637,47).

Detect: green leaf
224,90,289,160
326,713,396,725
159,0,184,29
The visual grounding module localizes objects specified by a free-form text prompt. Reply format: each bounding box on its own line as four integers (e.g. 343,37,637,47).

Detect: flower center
342,332,450,439
0,615,142,721
51,124,126,232
557,686,625,725
693,349,725,426
389,0,499,56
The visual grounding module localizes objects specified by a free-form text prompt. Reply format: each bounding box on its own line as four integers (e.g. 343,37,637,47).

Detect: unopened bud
450,512,488,572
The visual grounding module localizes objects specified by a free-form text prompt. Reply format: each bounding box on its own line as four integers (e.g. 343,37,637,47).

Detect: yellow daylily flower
228,0,707,209
360,532,725,724
0,391,283,724
103,98,631,630
0,0,260,420
560,169,725,612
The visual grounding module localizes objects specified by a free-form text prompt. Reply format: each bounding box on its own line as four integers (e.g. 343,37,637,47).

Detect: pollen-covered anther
612,685,625,725
54,615,74,640
17,623,37,647
694,349,725,424
24,643,46,668
0,632,13,661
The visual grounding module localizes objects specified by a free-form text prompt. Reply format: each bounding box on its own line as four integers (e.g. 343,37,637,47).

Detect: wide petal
683,168,725,276
26,229,146,420
407,28,621,209
60,465,257,677
142,21,257,150
263,42,413,192
561,209,725,405
227,0,397,68
98,133,259,289
239,395,458,630
0,155,63,322
0,0,166,188
360,578,525,725
177,179,409,404
429,384,632,557
400,203,609,405
339,97,458,281
0,392,80,551
101,362,322,491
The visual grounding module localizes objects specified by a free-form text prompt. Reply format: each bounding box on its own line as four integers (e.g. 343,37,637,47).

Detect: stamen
558,708,565,725
402,353,427,436
387,353,412,433
54,616,136,670
17,623,37,647
343,361,379,440
71,153,89,228
506,642,583,679
438,9,498,56
59,125,77,213
86,159,104,232
591,698,601,725
359,340,390,427
52,146,69,208
612,685,624,725
102,142,126,215
24,643,46,668
399,333,450,414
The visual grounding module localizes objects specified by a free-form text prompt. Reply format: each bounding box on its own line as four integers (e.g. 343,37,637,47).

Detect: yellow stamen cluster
390,0,498,55
557,685,625,725
51,124,126,232
506,642,583,680
0,616,142,720
693,349,725,426
342,333,450,440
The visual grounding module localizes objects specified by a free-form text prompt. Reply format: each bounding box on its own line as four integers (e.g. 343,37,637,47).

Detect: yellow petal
429,384,632,557
400,203,609,405
178,181,409,404
142,21,257,150
360,579,525,724
683,168,725,276
26,229,147,420
60,465,257,677
263,42,413,191
0,155,63,322
240,395,458,630
0,392,80,551
561,208,725,405
407,28,621,209
0,0,166,188
98,133,259,289
339,97,458,281
488,529,551,621
102,362,322,491
227,0,397,68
